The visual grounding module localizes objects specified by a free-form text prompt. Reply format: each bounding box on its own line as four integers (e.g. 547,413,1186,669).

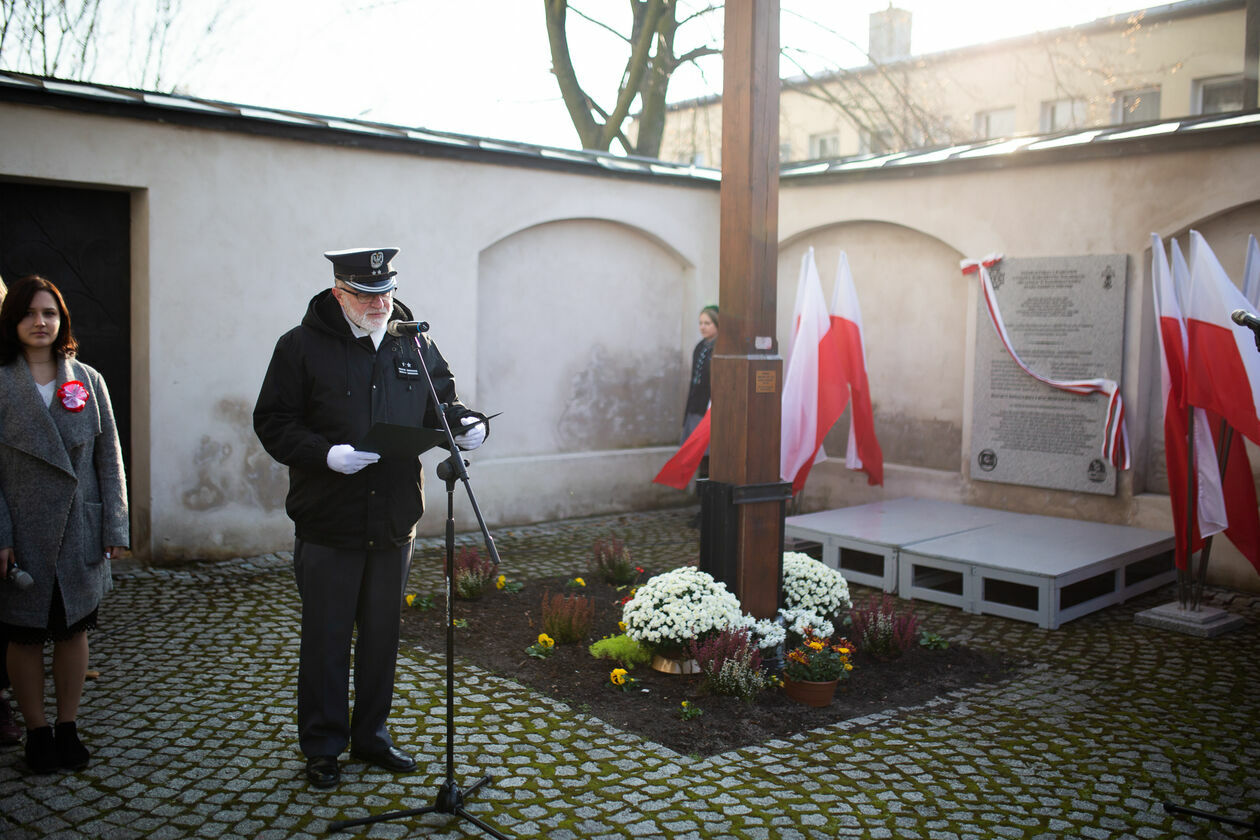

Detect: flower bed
398,571,1016,756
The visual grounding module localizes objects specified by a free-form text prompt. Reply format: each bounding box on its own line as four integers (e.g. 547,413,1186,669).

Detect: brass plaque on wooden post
705,0,786,620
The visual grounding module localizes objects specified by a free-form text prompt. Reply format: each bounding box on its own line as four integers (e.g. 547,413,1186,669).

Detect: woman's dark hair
0,274,78,364
700,304,719,328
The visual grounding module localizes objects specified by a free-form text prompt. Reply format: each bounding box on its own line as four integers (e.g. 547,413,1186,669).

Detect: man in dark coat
253,247,486,789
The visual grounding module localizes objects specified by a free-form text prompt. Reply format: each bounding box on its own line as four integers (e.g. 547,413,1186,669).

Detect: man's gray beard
347,307,388,332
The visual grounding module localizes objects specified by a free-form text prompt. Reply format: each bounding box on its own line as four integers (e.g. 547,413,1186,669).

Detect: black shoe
351,745,417,773
305,755,340,789
54,721,89,770
24,726,57,774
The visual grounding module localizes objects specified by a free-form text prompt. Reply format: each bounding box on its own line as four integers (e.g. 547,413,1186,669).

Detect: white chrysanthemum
778,607,835,640
781,551,850,617
739,615,787,650
622,567,743,649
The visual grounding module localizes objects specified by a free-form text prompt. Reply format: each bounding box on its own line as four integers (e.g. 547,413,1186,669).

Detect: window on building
1194,75,1244,115
1040,98,1087,132
808,132,840,159
974,107,1015,139
859,128,895,155
779,142,793,162
1115,87,1161,123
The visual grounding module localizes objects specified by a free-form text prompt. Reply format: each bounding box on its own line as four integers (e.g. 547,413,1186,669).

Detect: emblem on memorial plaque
977,449,997,472
1087,458,1107,483
1102,265,1114,290
989,265,1005,290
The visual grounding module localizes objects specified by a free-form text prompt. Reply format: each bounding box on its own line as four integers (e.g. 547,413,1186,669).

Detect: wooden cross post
703,0,788,620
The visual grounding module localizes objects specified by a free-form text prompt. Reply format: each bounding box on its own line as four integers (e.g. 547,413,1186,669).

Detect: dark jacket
684,338,715,418
253,291,479,549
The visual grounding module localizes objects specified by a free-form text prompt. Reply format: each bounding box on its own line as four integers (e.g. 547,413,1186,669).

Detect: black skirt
0,579,98,645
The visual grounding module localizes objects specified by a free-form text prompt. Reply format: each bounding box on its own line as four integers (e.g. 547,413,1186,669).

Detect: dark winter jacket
684,338,715,418
253,291,480,550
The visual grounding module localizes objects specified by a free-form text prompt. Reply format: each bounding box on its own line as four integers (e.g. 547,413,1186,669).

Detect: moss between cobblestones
1,510,1258,838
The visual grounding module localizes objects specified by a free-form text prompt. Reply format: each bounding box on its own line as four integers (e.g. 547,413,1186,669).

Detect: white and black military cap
324,246,399,294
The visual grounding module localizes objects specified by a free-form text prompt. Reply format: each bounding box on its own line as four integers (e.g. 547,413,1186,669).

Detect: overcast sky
95,0,1149,149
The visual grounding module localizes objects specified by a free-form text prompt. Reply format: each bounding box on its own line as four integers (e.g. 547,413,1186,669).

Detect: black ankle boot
54,721,89,770
24,726,57,774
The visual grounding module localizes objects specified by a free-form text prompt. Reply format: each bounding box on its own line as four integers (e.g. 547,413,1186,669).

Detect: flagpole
1193,420,1235,609
1180,404,1197,609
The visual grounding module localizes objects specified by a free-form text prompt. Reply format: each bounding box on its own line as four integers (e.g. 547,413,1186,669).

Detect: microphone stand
329,329,509,839
1163,802,1260,834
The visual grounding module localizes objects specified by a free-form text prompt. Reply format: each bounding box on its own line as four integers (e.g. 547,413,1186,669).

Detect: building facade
658,0,1247,167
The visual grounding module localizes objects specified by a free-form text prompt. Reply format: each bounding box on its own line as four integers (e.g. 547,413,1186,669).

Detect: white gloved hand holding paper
453,416,486,451
327,444,381,475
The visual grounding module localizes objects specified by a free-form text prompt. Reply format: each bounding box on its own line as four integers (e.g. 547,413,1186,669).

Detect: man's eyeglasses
338,286,393,304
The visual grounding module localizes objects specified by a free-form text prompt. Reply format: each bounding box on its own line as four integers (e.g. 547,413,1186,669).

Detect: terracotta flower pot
782,677,839,707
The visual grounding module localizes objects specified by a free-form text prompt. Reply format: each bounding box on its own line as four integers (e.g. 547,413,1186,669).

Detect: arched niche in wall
477,218,692,458
1144,199,1260,496
778,221,968,472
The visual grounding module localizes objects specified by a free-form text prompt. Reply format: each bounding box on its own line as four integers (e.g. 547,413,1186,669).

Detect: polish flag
652,408,710,490
1185,230,1260,444
1242,234,1260,305
830,252,883,486
1152,234,1226,569
781,248,847,493
1183,231,1260,573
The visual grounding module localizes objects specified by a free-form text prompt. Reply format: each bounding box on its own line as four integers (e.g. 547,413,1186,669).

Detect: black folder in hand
359,423,446,459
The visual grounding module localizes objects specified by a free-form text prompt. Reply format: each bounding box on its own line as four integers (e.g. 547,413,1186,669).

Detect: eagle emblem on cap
370,251,385,271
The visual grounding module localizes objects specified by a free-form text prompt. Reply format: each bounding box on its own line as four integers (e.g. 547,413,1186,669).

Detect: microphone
1231,309,1260,331
386,319,429,337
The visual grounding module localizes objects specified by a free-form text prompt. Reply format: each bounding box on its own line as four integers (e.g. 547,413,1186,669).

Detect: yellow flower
845,663,853,671
405,594,416,607
807,639,824,651
496,575,506,590
574,577,586,587
538,633,555,649
681,701,689,708
618,621,627,632
610,668,627,686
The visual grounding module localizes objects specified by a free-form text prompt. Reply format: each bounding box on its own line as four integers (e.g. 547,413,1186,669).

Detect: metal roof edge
0,71,722,190
778,111,1260,185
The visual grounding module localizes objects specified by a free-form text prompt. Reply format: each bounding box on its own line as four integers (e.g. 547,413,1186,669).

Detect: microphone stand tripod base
329,775,506,837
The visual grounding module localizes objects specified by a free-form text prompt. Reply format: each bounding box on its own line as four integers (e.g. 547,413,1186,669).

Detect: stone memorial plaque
970,255,1128,495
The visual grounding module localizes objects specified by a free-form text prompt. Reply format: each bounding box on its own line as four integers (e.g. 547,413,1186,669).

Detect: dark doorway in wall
0,181,132,478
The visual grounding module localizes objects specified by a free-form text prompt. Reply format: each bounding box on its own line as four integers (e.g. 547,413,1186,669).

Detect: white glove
453,416,486,451
326,444,381,475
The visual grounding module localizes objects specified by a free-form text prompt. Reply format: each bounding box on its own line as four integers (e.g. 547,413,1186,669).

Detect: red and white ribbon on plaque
962,254,1131,471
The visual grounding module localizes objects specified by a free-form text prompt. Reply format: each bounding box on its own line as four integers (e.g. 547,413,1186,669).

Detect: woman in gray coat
0,275,128,774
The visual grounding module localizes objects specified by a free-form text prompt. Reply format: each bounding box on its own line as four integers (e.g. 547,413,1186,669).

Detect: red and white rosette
57,380,90,413
962,255,1131,471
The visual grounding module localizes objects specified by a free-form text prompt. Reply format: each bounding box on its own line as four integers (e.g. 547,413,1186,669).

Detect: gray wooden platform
786,498,1175,629
785,498,1007,593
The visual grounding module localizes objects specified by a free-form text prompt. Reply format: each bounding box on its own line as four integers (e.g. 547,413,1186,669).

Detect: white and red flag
780,248,847,493
653,408,710,490
1242,234,1260,305
1183,230,1260,573
1185,230,1260,444
1152,234,1227,569
830,252,883,486
963,254,1130,470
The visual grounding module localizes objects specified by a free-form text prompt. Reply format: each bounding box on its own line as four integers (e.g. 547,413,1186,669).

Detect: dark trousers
292,538,412,758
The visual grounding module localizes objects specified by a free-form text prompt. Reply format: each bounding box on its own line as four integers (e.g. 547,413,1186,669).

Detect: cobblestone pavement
2,508,1258,840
